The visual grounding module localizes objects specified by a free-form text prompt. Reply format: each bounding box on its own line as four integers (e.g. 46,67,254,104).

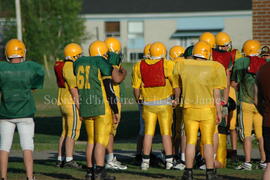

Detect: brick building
253,0,270,46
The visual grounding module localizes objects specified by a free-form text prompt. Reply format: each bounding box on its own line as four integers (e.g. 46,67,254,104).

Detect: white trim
81,10,252,19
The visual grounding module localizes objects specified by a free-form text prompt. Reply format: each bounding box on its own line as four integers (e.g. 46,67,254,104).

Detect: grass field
7,62,265,180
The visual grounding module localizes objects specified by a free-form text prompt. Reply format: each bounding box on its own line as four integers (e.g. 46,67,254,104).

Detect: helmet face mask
143,43,151,59
216,32,232,51
5,39,26,62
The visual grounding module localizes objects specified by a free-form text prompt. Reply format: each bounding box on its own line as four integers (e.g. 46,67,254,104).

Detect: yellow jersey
173,59,227,108
57,61,77,105
132,59,179,102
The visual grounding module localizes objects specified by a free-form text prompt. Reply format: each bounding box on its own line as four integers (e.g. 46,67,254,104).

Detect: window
105,21,120,37
127,21,144,62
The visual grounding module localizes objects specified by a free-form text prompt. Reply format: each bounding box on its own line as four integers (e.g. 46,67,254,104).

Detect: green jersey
74,56,113,117
0,61,44,119
231,57,255,104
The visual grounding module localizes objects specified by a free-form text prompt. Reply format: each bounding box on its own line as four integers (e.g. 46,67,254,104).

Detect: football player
213,32,242,161
169,45,186,170
174,41,227,180
74,40,125,180
132,42,180,170
0,39,44,180
54,43,83,168
232,40,266,170
104,37,127,170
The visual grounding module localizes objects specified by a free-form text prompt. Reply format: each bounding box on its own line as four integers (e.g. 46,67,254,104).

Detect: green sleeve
98,58,113,77
31,62,45,89
108,52,122,66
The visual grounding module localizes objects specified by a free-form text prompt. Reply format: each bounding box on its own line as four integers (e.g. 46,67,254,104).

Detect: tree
0,0,87,63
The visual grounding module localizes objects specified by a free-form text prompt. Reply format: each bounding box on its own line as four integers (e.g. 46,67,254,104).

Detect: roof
82,0,252,14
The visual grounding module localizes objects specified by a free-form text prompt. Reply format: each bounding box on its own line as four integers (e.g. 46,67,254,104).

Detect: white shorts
0,118,35,152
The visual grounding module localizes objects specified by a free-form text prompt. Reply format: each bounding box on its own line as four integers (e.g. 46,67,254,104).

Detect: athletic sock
106,153,114,162
66,157,73,162
181,153,185,162
57,156,63,161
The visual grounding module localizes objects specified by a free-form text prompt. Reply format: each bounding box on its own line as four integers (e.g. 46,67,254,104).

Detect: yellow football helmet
64,43,82,61
193,41,211,60
216,32,231,46
242,40,261,56
169,45,185,60
5,39,26,60
143,43,151,58
199,32,215,48
150,42,166,59
105,37,121,53
89,40,108,57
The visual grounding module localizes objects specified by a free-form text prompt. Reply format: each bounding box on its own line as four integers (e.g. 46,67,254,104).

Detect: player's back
174,59,226,108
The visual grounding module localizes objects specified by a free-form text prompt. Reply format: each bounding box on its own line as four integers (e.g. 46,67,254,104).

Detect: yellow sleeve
167,61,179,88
235,49,243,61
173,61,183,88
213,63,227,89
132,62,142,89
63,62,77,88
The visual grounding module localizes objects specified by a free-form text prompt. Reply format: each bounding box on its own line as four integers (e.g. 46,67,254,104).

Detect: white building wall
223,16,252,50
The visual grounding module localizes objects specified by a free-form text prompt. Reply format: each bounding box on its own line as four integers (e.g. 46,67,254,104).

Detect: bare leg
264,163,270,180
204,144,214,169
57,136,65,158
65,137,75,159
162,135,172,155
213,133,219,154
258,137,266,162
0,150,8,179
185,144,196,168
106,135,114,154
95,143,106,166
244,137,252,162
143,135,153,155
230,130,238,150
86,143,94,167
23,150,33,179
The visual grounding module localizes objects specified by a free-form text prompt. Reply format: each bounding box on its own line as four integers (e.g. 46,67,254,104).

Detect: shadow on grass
35,110,145,142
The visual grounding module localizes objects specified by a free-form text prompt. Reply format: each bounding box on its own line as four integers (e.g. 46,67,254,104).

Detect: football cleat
235,162,252,170
105,157,127,170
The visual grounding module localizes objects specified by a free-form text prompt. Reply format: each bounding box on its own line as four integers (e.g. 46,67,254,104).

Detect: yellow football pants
229,87,237,130
84,101,113,147
143,105,173,136
184,108,216,145
216,134,227,168
60,104,82,140
239,102,263,140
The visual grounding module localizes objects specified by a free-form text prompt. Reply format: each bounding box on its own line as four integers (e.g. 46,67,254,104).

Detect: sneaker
199,164,206,170
141,160,150,170
166,160,174,170
235,162,252,170
259,161,267,169
174,160,185,170
105,157,127,170
181,169,193,180
95,169,115,180
63,160,82,169
56,160,64,168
